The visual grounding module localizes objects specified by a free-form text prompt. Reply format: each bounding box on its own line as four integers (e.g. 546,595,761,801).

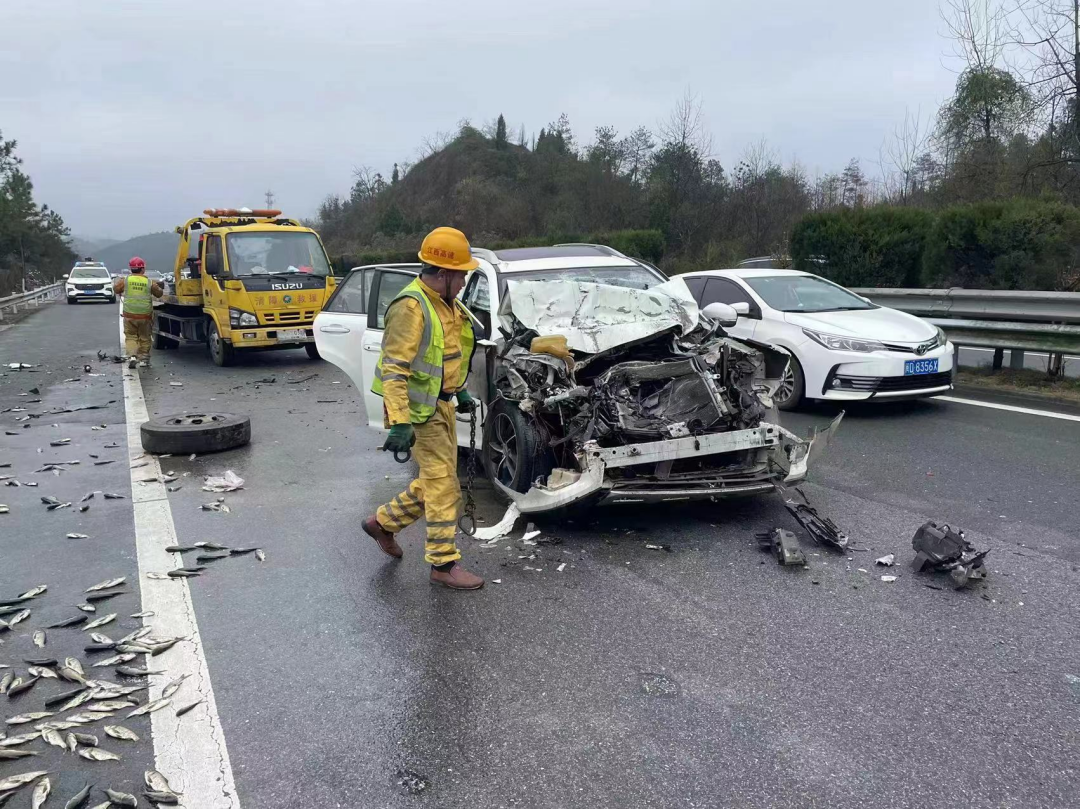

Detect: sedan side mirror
62,274,69,279
731,302,751,315
702,302,739,327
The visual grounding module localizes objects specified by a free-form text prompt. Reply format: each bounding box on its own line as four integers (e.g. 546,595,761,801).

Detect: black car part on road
140,412,251,455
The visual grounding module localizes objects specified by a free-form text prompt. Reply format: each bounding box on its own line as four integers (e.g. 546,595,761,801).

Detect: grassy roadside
956,367,1080,404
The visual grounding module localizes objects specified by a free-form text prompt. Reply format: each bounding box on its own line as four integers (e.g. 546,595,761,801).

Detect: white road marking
935,395,1080,423
119,318,241,807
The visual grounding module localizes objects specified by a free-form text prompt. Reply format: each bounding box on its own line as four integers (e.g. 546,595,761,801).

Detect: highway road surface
2,300,1079,808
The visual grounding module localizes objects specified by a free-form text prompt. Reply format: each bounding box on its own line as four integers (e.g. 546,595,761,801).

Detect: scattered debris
473,502,520,541
782,491,849,550
67,533,90,540
202,471,244,492
200,502,230,513
394,768,428,796
556,563,566,572
756,528,807,566
645,543,672,552
875,554,896,567
287,373,318,384
881,575,898,583
910,521,989,588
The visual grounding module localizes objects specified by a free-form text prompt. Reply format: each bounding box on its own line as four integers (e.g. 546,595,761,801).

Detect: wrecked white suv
315,244,841,514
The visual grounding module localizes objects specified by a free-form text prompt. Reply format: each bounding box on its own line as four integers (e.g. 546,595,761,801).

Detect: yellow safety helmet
418,226,479,272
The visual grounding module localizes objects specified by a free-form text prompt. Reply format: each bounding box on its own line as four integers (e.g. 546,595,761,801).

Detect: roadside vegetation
958,366,1080,402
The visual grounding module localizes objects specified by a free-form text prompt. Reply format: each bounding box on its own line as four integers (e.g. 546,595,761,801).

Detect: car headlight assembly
802,328,885,353
229,309,258,328
934,326,947,347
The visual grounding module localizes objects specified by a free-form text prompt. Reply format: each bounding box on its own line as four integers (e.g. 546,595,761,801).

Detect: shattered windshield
744,274,876,313
506,266,662,290
225,232,332,278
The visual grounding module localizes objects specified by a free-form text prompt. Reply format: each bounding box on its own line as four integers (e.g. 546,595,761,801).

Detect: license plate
277,328,308,342
904,358,938,375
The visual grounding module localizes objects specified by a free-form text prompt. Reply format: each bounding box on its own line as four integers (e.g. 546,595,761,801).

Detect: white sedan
681,268,955,409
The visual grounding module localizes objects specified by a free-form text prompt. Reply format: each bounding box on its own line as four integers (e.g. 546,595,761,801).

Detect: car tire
774,353,805,411
66,298,75,305
140,412,251,455
207,321,234,367
482,397,550,503
304,342,321,360
109,297,117,304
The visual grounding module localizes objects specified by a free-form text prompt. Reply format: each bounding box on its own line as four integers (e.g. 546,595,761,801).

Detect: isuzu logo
271,283,302,290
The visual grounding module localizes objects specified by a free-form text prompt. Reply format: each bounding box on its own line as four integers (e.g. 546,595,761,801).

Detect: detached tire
141,412,251,455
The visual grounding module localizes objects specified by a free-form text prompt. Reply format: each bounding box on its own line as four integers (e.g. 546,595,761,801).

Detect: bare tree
942,0,1010,71
880,108,933,201
657,88,713,158
418,130,453,159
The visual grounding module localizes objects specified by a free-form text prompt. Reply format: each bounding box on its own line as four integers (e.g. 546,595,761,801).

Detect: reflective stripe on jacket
371,278,476,424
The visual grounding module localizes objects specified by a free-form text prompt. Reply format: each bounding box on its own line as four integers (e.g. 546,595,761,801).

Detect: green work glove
455,390,477,414
382,424,415,454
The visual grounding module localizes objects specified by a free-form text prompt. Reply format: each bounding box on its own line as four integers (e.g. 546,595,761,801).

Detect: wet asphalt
3,301,1080,808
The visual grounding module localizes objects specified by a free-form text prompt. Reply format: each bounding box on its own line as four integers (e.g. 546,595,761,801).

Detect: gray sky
3,0,957,240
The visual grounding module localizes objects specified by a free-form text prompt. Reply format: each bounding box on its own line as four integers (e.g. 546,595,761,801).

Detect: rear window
505,265,663,290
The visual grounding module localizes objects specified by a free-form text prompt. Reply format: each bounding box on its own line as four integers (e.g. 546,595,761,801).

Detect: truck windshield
225,232,332,278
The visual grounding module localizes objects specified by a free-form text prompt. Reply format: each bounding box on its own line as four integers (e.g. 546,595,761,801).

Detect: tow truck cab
154,209,337,366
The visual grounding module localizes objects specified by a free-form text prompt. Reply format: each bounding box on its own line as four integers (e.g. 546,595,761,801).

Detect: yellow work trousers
123,318,152,361
376,400,462,566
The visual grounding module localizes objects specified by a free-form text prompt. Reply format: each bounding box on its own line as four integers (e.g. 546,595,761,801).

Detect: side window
370,272,415,329
682,276,707,304
204,236,223,277
323,272,367,314
702,278,760,318
462,272,492,339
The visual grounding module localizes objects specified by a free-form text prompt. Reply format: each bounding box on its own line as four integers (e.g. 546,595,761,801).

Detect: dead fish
44,686,87,708
58,666,87,685
46,615,86,629
76,604,96,613
194,541,229,551
66,533,89,539
143,790,180,804
118,627,151,644
174,699,203,717
81,614,117,631
7,712,54,725
143,770,175,794
62,783,91,809
167,570,201,578
103,725,139,742
78,504,90,513
4,676,23,695
90,654,134,668
47,502,72,511
23,658,57,667
18,586,47,601
41,496,61,506
129,612,154,619
148,638,181,656
7,610,30,627
86,701,134,712
32,630,45,648
0,748,38,759
104,790,136,807
126,698,170,718
65,658,84,676
65,713,105,725
160,675,188,700
58,691,93,713
228,547,258,556
27,666,57,680
0,671,13,694
200,502,229,512
71,732,97,748
115,644,153,655
255,549,266,562
77,748,120,763
144,573,172,580
0,732,41,747
6,677,39,697
163,546,196,553
85,578,125,593
80,492,95,503
42,728,66,750
31,776,50,809
195,552,231,563
102,493,125,500
116,666,163,677
0,771,49,795
84,590,125,603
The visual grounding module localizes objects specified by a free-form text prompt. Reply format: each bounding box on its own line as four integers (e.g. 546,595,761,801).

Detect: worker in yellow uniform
113,256,163,369
362,227,484,590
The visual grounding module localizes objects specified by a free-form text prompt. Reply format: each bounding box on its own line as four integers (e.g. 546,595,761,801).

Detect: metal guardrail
852,287,1080,356
0,282,63,320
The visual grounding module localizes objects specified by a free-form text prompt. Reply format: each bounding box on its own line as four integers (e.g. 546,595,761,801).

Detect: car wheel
304,342,321,360
207,321,234,367
140,412,251,455
774,353,805,411
66,298,74,305
482,398,550,502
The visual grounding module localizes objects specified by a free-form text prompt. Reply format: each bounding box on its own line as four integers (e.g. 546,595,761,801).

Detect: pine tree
495,114,508,150
391,163,400,185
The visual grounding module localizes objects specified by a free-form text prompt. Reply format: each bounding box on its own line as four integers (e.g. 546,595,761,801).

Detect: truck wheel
153,330,174,350
140,412,251,455
207,322,234,367
482,398,551,503
305,343,321,360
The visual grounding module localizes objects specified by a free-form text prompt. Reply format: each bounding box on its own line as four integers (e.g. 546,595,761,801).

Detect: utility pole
264,189,276,209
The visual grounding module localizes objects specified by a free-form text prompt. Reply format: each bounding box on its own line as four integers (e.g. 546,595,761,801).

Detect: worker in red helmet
113,257,163,369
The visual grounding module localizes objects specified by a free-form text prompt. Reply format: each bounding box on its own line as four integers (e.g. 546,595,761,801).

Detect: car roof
683,268,813,280
493,245,619,261
494,255,644,273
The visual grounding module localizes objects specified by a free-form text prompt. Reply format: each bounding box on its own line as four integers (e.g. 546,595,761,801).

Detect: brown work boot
362,516,403,559
430,563,484,590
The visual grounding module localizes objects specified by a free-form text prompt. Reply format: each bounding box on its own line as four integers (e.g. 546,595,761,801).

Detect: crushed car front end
484,278,842,514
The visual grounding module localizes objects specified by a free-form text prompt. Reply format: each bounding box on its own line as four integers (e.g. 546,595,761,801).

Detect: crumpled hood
784,306,936,342
501,278,700,353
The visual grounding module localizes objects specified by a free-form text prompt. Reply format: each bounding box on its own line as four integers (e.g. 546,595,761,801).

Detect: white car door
313,269,369,407
360,268,418,430
699,277,761,341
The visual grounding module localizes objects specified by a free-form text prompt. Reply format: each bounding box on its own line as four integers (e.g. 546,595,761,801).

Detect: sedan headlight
802,327,885,353
229,309,258,328
934,326,947,347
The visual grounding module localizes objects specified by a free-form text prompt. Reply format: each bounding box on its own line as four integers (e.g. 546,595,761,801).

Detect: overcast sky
3,0,957,241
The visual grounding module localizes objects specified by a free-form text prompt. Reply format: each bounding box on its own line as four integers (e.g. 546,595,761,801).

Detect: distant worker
113,256,163,369
362,227,484,590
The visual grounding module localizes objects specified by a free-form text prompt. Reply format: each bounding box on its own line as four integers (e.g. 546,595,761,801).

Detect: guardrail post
992,349,1004,371
1009,350,1025,370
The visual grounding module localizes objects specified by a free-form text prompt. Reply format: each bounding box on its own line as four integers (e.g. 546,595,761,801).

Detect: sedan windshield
506,265,662,290
69,267,110,279
225,232,332,278
743,274,876,313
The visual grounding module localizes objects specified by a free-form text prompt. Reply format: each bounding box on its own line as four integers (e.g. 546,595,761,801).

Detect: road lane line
935,395,1080,422
119,320,241,808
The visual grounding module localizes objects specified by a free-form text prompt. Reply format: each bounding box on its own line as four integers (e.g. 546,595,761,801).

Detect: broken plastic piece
202,471,244,493
910,520,988,588
875,554,896,567
782,497,849,551
473,503,520,541
881,575,898,583
756,528,807,566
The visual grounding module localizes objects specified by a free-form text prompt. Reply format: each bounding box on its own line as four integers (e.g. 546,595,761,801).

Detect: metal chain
458,406,478,536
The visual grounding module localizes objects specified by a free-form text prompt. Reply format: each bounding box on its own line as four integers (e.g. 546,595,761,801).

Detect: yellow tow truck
153,208,337,366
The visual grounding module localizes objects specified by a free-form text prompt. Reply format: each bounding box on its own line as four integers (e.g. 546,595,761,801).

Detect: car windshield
70,267,109,279
506,265,662,290
225,232,332,278
743,274,876,313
